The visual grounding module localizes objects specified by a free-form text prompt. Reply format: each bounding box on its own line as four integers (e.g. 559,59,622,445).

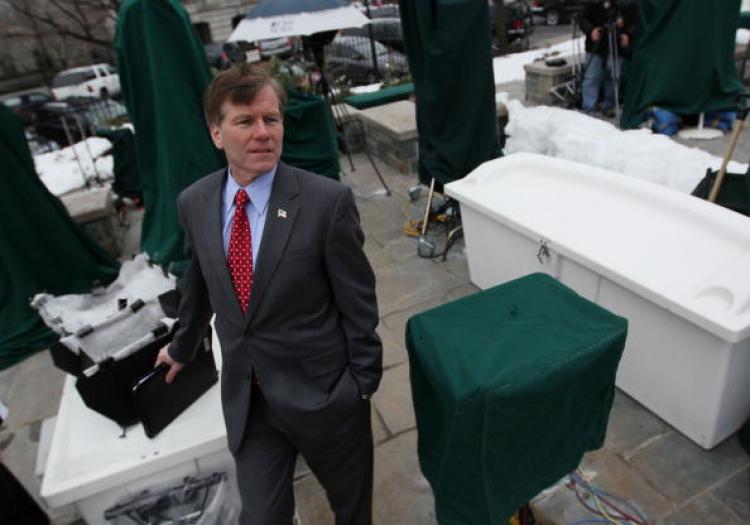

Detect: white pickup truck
51,63,121,100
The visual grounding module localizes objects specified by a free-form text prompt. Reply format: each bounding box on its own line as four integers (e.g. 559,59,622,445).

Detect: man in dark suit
155,63,382,524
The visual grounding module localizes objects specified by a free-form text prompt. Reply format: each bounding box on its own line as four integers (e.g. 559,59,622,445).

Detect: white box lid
446,152,750,343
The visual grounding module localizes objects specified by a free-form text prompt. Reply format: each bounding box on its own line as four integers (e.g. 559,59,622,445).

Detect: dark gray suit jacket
168,162,382,454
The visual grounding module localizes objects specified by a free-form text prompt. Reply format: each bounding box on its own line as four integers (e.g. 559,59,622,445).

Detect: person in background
579,0,638,117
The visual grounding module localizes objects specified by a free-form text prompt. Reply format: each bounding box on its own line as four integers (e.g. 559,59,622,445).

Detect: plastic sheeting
406,273,627,523
105,472,237,524
32,254,176,336
0,105,119,370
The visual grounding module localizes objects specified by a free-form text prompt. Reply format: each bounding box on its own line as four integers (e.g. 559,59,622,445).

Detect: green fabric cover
739,11,750,29
114,0,224,266
96,127,142,201
0,106,119,370
399,0,499,189
406,273,628,523
622,0,744,129
740,418,750,455
691,167,750,217
343,83,414,110
281,90,340,180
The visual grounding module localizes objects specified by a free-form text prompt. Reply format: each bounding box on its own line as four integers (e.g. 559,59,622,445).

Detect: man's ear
209,121,223,149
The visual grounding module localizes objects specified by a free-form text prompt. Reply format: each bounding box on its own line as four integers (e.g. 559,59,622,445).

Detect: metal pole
74,114,102,182
607,21,621,122
421,178,436,237
362,0,380,80
61,115,90,189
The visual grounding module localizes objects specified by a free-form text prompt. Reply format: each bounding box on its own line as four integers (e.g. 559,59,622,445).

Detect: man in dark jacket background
579,0,637,117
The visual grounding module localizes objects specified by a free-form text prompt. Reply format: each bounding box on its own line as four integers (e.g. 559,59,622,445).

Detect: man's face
210,84,284,184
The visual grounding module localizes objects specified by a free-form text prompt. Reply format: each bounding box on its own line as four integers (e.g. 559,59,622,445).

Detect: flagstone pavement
1,142,749,524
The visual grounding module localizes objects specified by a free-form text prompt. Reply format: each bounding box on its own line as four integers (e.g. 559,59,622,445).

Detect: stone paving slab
713,466,750,521
660,493,747,525
371,362,415,437
2,350,65,430
580,448,675,520
604,389,672,459
375,256,461,318
628,431,750,504
375,322,408,370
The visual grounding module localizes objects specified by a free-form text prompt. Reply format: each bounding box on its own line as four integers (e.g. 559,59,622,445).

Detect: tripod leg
341,133,356,172
364,147,391,195
607,26,621,122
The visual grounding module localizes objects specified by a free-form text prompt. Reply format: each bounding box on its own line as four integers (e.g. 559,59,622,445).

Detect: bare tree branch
5,0,120,49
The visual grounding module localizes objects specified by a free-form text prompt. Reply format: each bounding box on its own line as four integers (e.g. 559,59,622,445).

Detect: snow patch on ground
34,137,114,196
505,100,747,194
493,37,584,85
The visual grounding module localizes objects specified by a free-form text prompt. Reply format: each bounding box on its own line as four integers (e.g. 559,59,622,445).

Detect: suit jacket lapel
245,162,300,330
200,168,246,328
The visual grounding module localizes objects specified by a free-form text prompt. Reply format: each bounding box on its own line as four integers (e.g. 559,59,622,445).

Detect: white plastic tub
41,322,238,523
445,152,750,449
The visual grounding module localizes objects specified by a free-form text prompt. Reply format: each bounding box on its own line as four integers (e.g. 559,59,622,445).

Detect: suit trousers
233,384,374,525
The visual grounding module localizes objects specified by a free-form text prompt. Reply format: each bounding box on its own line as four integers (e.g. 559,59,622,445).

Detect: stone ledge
358,100,418,142
59,185,113,224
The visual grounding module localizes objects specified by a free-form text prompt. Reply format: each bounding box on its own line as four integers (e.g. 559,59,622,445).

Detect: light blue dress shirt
221,165,276,262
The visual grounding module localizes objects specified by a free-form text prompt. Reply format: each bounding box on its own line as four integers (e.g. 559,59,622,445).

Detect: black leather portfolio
131,339,218,439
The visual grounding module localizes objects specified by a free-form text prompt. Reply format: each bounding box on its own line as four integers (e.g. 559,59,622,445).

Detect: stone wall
358,100,418,175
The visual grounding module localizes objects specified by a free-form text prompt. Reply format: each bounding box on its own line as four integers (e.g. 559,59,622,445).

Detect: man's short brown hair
203,63,287,125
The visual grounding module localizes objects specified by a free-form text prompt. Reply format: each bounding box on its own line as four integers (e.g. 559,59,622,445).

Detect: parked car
489,0,536,43
204,42,231,70
529,0,599,25
325,35,409,85
33,97,128,146
345,2,533,55
51,63,121,100
0,89,52,126
259,37,296,59
340,18,405,53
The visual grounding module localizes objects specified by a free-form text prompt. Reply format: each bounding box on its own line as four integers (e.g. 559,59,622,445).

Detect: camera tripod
601,10,623,119
550,2,624,123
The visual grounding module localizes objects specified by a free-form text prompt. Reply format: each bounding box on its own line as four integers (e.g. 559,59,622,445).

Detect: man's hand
155,346,184,384
591,27,602,42
619,33,630,48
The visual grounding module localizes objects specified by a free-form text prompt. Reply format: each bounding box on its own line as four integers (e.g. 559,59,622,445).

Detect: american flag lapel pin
277,208,287,219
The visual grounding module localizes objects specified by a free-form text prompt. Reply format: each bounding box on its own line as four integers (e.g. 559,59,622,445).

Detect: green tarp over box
0,106,119,370
621,0,744,129
282,90,340,180
406,273,628,523
399,0,499,189
343,83,414,110
115,0,225,267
